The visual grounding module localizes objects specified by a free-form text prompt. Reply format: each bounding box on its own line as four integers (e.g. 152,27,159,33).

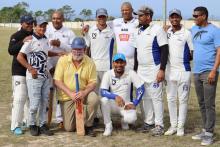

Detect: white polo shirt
101,69,144,103
135,23,168,82
20,34,49,80
46,24,76,69
84,25,114,71
167,26,193,72
111,18,139,58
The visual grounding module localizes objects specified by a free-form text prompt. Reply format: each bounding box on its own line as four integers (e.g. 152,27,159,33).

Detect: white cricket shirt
101,69,144,103
20,34,49,80
167,26,193,72
135,23,168,82
46,24,76,69
84,25,114,71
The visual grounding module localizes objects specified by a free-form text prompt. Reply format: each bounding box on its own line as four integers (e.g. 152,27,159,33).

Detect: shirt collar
33,33,47,40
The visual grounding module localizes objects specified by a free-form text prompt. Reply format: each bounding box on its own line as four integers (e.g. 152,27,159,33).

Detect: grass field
0,27,219,147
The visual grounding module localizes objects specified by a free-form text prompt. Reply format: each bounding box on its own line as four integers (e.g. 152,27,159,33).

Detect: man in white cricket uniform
100,53,145,136
46,11,76,126
164,9,193,136
133,6,169,136
110,2,139,70
83,8,114,94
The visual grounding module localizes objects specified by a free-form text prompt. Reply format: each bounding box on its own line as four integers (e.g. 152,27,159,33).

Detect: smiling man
164,9,193,137
191,6,220,146
100,53,145,136
46,11,76,127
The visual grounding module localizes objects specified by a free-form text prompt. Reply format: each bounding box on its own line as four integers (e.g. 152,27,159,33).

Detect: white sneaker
177,127,184,136
164,127,177,136
121,120,129,130
103,122,113,136
192,129,206,140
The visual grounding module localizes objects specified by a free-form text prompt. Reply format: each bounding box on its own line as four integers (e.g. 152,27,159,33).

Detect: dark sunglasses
193,14,203,18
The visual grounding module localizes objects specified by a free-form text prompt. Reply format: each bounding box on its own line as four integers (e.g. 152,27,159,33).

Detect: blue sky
0,0,219,20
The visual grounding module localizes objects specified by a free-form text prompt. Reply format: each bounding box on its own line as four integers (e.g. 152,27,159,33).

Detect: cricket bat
75,73,85,136
48,87,54,126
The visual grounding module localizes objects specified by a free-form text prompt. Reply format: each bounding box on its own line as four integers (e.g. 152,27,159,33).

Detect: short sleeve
130,70,144,88
20,41,32,55
54,57,65,81
156,27,168,47
100,71,111,89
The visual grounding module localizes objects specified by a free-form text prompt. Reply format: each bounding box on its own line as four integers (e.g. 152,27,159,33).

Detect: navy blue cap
20,15,34,24
71,37,86,49
96,8,108,17
113,53,126,62
35,16,48,25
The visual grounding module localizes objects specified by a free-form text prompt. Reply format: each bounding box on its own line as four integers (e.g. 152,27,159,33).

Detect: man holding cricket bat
54,37,99,137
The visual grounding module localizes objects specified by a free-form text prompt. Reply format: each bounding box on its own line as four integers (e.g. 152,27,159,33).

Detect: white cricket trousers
142,82,164,127
11,76,29,130
101,97,124,125
166,71,191,128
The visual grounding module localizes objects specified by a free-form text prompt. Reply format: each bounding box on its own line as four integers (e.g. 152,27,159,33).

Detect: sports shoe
103,122,113,136
85,126,96,137
177,127,184,136
151,125,164,136
58,122,64,129
21,122,29,131
40,124,54,136
192,130,205,140
164,127,177,136
201,132,213,146
30,125,40,136
121,119,129,130
12,127,23,135
136,123,155,133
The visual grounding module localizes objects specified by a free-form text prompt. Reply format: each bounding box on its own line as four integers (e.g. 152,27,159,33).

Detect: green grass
0,27,220,146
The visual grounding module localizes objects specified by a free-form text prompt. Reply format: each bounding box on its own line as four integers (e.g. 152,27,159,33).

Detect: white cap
121,107,137,124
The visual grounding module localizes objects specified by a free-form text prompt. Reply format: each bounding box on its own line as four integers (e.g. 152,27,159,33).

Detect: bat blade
75,73,85,136
47,87,54,126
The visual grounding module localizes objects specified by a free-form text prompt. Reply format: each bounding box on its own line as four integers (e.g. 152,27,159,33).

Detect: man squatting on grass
100,53,145,136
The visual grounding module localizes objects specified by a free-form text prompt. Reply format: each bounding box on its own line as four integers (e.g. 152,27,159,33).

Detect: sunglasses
193,14,203,18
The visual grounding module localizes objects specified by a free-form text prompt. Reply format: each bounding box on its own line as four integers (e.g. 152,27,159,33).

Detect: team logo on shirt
167,33,171,39
92,33,97,39
15,81,20,86
119,34,129,41
121,28,128,31
112,79,117,85
153,82,159,88
183,84,189,91
29,51,48,78
193,30,208,40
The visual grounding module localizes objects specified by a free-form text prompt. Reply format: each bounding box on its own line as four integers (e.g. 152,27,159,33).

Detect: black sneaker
40,124,54,136
30,125,40,136
85,126,96,137
136,123,155,133
93,118,99,128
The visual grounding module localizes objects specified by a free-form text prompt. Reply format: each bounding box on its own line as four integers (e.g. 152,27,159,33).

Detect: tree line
0,2,115,23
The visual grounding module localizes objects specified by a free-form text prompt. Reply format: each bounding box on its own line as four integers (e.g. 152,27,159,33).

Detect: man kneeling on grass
100,53,145,136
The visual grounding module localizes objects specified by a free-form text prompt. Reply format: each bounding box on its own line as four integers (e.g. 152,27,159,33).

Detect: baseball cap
71,37,86,49
133,5,153,16
35,16,48,25
96,8,108,17
113,53,126,62
20,15,34,24
169,9,182,17
121,109,137,124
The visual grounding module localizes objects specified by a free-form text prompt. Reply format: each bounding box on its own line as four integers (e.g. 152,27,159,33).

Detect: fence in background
0,20,220,29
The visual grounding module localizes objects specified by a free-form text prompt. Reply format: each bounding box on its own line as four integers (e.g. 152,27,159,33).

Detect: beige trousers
60,91,100,132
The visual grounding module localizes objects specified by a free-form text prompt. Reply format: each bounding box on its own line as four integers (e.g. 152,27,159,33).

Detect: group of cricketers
8,1,220,146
